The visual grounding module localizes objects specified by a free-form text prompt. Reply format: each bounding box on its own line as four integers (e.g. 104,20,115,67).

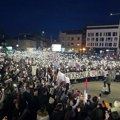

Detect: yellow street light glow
83,48,86,51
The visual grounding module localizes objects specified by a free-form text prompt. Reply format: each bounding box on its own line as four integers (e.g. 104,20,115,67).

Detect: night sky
0,0,120,38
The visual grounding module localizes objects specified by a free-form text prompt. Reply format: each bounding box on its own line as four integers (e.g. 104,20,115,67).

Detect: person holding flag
84,79,88,103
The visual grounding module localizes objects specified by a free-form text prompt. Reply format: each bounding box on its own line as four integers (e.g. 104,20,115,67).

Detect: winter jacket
0,91,5,110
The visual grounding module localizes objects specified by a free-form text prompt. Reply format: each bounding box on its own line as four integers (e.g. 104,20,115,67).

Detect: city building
0,28,7,46
6,38,37,51
6,33,47,51
86,25,120,54
59,30,84,52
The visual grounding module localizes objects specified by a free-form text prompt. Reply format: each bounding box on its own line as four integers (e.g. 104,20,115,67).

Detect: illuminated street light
42,31,45,34
110,13,113,16
83,48,86,51
110,13,120,16
16,44,19,47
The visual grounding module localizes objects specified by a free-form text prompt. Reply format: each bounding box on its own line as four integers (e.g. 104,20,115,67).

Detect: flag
84,79,88,103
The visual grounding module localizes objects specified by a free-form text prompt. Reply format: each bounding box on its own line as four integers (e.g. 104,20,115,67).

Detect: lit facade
86,25,119,52
59,30,83,52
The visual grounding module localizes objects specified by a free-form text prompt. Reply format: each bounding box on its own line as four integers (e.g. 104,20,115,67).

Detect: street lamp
106,49,109,52
83,48,86,51
110,13,120,59
16,44,19,48
110,13,120,16
17,33,20,50
39,31,45,50
42,31,45,34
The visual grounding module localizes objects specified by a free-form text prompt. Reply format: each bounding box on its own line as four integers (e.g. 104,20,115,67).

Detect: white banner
32,65,37,76
65,70,105,80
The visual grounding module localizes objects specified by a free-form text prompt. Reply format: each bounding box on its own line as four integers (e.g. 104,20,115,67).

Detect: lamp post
110,13,120,16
16,33,20,50
39,31,45,50
16,44,19,47
110,13,120,60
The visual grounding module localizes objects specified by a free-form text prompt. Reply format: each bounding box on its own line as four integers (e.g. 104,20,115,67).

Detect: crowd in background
0,51,120,120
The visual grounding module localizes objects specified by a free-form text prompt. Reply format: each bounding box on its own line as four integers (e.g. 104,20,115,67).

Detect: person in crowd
47,97,55,119
111,100,120,119
0,88,6,120
76,105,87,120
2,116,8,120
0,51,120,120
91,103,105,120
37,105,49,120
51,103,65,120
104,74,111,94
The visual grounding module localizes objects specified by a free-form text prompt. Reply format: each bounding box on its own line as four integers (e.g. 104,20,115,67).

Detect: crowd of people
0,51,120,120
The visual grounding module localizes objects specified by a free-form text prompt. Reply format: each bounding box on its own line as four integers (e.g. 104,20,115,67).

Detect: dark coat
105,75,111,84
51,110,65,120
91,107,104,120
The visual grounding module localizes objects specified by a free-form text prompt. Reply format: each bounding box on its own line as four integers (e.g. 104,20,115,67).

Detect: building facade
59,30,83,52
86,25,119,53
6,39,37,51
6,33,48,51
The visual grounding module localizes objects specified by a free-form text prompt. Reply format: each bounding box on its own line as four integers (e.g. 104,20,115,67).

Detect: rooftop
62,30,83,34
87,24,119,29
